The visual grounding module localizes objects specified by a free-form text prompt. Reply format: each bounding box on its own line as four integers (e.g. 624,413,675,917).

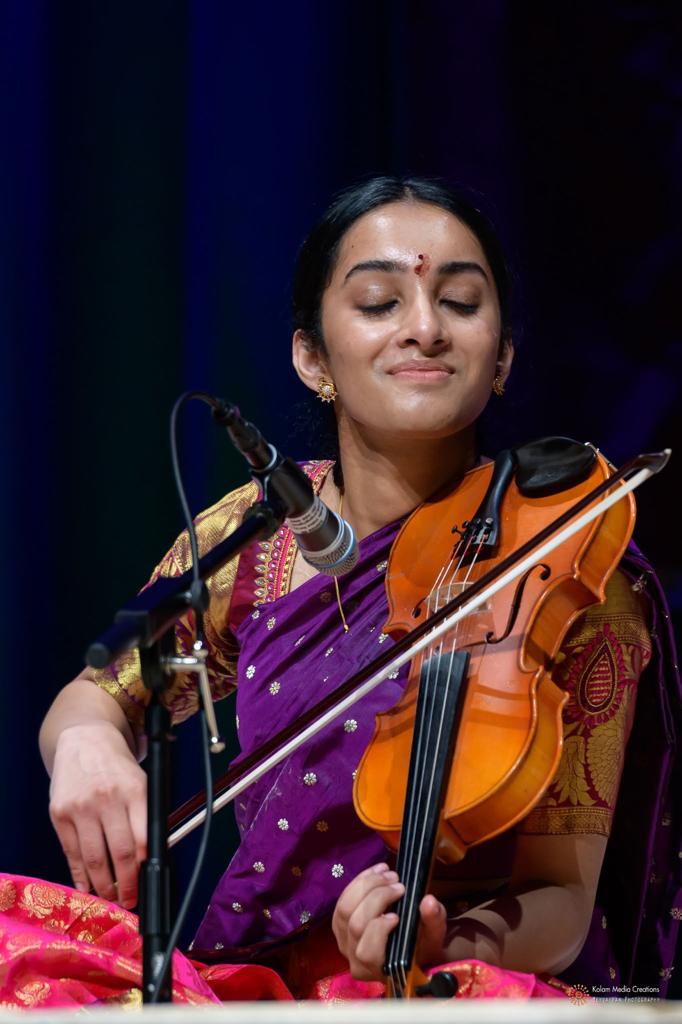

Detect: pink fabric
309,963,569,1000
0,874,572,1007
0,875,290,1007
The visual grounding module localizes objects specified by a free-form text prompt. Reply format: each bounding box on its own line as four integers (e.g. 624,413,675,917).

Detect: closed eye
443,300,478,314
358,299,479,317
357,301,398,316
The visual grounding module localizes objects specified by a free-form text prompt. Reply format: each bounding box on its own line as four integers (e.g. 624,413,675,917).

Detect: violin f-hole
485,563,551,645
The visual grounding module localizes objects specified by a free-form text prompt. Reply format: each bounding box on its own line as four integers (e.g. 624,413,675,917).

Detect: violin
168,439,669,997
354,437,635,997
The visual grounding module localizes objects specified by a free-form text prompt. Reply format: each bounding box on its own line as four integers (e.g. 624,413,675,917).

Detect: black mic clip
213,396,357,576
211,399,317,520
211,400,277,473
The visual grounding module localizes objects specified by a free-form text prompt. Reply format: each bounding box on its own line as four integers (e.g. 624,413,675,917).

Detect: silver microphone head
295,513,359,577
302,517,358,576
286,496,359,577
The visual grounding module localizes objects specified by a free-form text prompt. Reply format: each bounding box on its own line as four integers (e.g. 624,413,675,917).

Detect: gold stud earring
492,374,505,397
316,376,337,403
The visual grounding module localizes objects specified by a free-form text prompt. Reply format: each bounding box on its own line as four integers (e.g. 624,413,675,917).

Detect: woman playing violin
21,178,678,1004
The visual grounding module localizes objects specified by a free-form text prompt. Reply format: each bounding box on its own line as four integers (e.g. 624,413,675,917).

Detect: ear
292,329,330,393
496,335,514,384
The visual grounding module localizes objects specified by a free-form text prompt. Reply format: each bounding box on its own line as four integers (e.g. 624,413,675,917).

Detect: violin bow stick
168,449,670,847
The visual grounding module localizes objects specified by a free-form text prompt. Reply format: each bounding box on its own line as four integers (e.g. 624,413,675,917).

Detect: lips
388,361,453,376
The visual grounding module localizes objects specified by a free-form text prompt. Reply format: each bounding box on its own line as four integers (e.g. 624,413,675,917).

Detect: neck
325,423,478,542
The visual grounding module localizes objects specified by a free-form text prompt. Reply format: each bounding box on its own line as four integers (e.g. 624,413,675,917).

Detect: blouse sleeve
517,568,652,838
88,479,259,734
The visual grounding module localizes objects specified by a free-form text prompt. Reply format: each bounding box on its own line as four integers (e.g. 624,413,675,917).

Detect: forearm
39,675,138,774
443,882,590,976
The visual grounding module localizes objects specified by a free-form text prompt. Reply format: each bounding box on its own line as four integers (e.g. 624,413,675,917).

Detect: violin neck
384,649,470,999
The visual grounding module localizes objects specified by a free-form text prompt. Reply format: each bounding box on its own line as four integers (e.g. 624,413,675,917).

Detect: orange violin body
354,450,635,865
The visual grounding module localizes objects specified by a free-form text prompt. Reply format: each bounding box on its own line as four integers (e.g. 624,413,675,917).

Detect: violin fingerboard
383,649,470,996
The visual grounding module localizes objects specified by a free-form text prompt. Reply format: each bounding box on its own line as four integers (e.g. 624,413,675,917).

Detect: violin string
429,533,476,613
394,631,460,987
395,533,470,899
393,533,489,984
394,534,471,924
393,649,462,985
391,517,488,984
396,657,442,984
392,602,449,986
443,537,486,607
392,535,476,985
400,666,440,996
396,534,472,891
391,646,431,988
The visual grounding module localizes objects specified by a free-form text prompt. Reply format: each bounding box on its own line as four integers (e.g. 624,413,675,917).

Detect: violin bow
168,449,670,847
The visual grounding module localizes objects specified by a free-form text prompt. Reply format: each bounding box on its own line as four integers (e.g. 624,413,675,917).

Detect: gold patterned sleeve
89,479,259,734
517,568,652,838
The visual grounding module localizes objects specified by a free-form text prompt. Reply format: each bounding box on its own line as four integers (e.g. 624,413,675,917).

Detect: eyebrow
343,258,488,283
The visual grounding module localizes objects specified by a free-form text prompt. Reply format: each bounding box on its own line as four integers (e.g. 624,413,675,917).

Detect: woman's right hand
48,721,147,909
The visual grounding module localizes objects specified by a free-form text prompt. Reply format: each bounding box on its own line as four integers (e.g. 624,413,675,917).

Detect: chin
342,398,482,444
381,416,474,442
393,400,482,438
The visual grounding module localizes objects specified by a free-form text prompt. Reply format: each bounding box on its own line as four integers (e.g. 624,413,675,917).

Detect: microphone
284,489,358,576
213,400,358,577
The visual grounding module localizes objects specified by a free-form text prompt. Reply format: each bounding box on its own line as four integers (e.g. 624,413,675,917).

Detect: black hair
291,176,512,350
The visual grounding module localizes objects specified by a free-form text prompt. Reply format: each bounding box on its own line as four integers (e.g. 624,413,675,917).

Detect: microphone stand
85,497,285,1003
85,399,334,1003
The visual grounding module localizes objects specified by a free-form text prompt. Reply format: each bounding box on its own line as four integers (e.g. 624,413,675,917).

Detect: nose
398,290,447,352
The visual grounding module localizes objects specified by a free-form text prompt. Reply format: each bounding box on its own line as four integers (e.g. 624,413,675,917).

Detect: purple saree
192,514,409,955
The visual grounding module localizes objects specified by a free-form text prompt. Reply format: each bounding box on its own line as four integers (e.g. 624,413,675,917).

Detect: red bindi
414,253,431,276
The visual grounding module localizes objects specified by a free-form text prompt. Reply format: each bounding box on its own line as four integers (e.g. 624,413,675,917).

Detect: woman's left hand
332,862,448,981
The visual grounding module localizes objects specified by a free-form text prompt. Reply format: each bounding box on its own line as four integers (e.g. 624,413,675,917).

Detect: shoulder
159,460,335,578
195,479,262,541
161,479,260,576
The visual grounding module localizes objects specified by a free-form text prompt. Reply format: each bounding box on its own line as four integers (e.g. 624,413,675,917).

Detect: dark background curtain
2,0,680,983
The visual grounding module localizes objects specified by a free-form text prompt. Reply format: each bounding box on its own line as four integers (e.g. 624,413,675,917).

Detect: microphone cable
148,388,352,1000
148,390,221,1003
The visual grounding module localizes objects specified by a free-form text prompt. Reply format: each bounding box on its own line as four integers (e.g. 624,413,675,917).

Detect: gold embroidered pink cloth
0,875,571,1007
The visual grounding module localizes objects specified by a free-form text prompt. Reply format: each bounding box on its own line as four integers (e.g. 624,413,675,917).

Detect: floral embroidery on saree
250,460,334,606
519,570,651,837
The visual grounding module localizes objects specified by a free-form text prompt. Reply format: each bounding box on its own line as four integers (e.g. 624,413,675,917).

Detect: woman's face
293,200,512,443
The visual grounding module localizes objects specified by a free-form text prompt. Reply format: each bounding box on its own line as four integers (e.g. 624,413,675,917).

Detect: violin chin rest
514,436,597,498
